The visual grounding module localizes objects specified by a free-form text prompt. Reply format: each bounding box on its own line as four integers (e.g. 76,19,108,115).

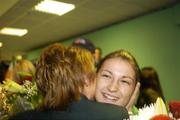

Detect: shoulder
74,97,129,120
9,110,49,120
92,101,129,119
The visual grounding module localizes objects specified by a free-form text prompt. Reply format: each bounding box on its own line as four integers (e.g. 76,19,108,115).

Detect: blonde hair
68,47,96,85
6,59,35,84
36,44,96,111
36,43,82,110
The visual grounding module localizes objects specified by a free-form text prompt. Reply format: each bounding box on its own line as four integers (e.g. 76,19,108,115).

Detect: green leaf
132,105,139,115
17,72,32,77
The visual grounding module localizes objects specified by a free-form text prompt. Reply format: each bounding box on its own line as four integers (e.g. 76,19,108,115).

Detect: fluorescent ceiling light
34,0,75,16
16,55,23,60
0,27,28,36
0,42,3,47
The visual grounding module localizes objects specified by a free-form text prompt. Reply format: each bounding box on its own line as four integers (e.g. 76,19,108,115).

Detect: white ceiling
0,0,178,60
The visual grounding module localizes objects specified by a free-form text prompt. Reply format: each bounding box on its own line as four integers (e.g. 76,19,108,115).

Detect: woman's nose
107,80,118,92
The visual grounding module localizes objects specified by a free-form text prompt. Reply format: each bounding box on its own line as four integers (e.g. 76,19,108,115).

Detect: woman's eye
120,80,130,85
101,74,111,79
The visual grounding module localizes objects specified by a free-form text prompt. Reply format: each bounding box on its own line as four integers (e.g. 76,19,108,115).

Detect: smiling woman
95,49,141,112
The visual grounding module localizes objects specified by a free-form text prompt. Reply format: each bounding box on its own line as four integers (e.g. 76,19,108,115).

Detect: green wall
25,3,180,101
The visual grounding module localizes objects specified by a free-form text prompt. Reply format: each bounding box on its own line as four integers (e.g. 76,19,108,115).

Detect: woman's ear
83,76,96,100
84,75,90,87
84,73,96,86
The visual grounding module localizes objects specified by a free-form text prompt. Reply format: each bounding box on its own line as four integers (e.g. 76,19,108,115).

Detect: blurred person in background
5,59,35,84
0,61,9,83
0,59,37,119
94,47,102,67
136,67,165,108
72,37,102,67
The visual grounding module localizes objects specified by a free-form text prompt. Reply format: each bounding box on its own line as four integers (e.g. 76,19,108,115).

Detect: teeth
103,93,118,100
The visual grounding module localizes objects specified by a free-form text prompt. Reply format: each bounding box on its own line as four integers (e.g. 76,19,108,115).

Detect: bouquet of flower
0,73,43,120
130,97,178,120
169,100,180,119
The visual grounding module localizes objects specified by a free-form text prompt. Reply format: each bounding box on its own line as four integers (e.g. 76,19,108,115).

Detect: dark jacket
9,96,129,120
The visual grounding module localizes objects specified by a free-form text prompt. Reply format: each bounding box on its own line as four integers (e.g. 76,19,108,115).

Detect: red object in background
150,114,173,120
22,76,32,81
169,101,180,119
18,76,32,85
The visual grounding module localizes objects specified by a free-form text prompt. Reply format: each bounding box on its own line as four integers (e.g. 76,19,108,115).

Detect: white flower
130,104,156,120
129,97,169,120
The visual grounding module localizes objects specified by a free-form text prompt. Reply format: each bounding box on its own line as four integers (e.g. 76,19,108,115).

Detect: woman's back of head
141,67,164,99
68,46,96,84
140,67,159,90
140,67,164,99
136,67,165,108
36,43,85,111
68,46,97,99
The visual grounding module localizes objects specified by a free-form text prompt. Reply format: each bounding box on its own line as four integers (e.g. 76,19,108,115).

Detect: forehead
101,58,136,79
